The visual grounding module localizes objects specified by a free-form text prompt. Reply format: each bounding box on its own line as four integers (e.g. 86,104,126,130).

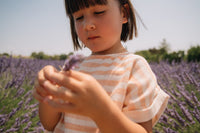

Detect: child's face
72,0,127,54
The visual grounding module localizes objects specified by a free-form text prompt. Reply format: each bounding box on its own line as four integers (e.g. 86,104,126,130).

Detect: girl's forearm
92,101,149,133
39,102,61,131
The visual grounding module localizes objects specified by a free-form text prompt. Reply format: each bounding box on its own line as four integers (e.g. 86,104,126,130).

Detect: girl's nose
87,24,96,30
84,19,96,31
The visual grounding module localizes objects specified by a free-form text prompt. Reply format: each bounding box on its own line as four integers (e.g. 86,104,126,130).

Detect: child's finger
45,97,75,113
66,70,88,81
44,69,81,92
32,89,45,102
38,65,58,85
43,80,76,103
34,80,49,97
37,68,46,85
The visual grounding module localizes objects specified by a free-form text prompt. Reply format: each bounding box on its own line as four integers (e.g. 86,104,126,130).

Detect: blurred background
0,0,200,56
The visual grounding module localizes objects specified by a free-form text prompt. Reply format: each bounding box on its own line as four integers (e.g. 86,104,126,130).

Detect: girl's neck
92,48,127,55
92,43,127,55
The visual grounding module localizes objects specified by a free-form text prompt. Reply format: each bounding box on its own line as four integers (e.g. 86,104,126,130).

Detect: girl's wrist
90,96,121,123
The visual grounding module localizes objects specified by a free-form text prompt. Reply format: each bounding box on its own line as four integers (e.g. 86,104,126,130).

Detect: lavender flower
179,103,194,123
163,127,177,133
62,54,84,71
5,127,19,133
170,119,180,129
15,87,25,97
13,117,20,128
8,108,17,119
21,113,30,124
23,121,32,132
31,108,38,118
28,103,39,109
35,127,44,133
25,97,33,105
174,109,186,126
0,115,7,126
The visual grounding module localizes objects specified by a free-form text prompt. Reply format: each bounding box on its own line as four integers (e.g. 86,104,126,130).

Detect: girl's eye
94,11,105,15
76,16,84,21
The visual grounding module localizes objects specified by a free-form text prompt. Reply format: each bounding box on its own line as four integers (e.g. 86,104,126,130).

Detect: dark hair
65,0,138,51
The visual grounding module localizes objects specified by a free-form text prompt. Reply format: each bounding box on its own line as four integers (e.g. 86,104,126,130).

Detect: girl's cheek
75,24,83,35
75,24,79,33
75,26,85,43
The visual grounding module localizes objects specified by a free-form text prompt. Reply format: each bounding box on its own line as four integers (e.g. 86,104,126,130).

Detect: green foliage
30,51,73,60
31,51,48,60
135,50,160,63
0,53,10,57
135,39,200,63
135,39,169,63
187,45,200,62
59,54,68,60
163,50,185,63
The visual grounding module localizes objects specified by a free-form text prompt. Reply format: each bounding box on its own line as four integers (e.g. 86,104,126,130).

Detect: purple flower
0,114,7,126
15,87,25,97
31,108,38,118
192,110,200,123
174,109,186,126
28,103,39,109
170,119,180,129
17,100,24,107
24,90,32,99
13,117,20,128
8,108,17,119
35,127,44,133
62,54,84,71
25,97,33,105
5,127,19,132
163,127,177,133
21,113,30,124
23,121,32,132
179,103,194,123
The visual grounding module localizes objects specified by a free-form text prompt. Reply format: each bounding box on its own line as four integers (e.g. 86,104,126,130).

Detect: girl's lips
88,36,100,40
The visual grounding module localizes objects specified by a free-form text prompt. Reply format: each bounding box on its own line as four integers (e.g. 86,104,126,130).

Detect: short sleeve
122,56,169,126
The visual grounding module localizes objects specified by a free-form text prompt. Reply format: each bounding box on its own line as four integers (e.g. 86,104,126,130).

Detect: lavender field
0,56,200,133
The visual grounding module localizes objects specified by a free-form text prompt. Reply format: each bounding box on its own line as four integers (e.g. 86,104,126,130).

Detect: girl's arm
39,102,62,131
91,96,152,133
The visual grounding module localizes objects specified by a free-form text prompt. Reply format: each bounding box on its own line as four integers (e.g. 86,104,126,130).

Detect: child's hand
41,68,113,119
33,65,58,102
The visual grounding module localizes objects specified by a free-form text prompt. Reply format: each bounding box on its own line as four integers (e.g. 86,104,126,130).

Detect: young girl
33,0,169,132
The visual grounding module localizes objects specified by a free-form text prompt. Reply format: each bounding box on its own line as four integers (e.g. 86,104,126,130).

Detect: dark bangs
65,0,108,15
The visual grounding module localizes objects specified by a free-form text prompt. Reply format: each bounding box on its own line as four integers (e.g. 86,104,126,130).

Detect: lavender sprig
62,54,84,71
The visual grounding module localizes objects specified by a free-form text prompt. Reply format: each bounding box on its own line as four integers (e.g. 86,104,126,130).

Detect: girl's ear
122,4,129,24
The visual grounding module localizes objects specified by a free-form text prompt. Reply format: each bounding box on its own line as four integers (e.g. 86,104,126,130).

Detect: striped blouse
47,52,169,133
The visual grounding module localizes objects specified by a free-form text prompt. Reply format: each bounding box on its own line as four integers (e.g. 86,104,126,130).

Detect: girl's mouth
88,36,100,40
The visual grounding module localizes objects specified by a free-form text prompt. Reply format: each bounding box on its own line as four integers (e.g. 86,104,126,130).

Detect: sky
0,0,200,56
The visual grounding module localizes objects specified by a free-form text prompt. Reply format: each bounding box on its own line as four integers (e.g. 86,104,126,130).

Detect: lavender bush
150,61,200,133
0,56,199,133
0,56,64,132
